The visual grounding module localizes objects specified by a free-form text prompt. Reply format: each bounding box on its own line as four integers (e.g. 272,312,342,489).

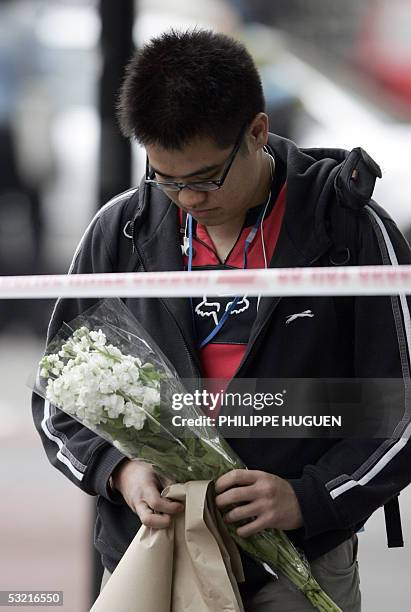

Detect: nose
178,187,208,209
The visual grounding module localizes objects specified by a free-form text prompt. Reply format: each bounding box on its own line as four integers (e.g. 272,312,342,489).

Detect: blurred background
0,0,410,610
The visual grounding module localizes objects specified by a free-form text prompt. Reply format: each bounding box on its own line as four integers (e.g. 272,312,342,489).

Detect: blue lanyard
187,207,266,349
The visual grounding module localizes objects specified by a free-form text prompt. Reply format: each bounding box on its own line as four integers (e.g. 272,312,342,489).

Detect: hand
214,469,303,537
112,459,184,529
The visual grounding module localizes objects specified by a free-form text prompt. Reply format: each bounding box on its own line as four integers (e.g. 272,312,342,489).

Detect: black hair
117,28,265,150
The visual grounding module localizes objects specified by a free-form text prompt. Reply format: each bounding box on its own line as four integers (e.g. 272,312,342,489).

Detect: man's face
145,131,263,227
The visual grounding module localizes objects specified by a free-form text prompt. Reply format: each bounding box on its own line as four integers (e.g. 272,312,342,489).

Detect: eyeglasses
145,127,245,193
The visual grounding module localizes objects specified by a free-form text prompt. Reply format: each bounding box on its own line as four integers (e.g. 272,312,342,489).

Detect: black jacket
32,134,411,598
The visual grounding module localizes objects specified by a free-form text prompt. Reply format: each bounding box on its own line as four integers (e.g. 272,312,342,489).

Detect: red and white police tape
1,266,411,299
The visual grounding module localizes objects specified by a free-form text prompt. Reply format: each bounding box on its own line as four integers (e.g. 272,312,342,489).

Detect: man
32,30,411,611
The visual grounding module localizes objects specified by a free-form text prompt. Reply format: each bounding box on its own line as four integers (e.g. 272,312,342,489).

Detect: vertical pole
98,0,135,209
92,1,135,606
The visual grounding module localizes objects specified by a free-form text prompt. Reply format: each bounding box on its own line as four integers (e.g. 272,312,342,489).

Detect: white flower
123,401,146,430
90,329,107,346
41,325,163,435
142,387,160,413
98,375,120,394
102,394,125,418
104,344,123,360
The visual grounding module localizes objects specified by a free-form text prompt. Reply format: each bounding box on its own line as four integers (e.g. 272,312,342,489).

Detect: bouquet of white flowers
35,298,341,612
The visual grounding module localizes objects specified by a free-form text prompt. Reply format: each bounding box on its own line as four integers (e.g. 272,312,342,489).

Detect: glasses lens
152,181,220,192
188,182,220,192
154,182,181,192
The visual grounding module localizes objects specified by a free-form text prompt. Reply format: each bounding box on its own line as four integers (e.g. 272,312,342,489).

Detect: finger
136,501,172,529
145,490,184,515
223,501,261,525
214,469,258,494
236,514,268,538
215,484,257,510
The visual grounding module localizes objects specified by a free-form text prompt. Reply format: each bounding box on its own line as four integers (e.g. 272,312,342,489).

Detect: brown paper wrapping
90,480,245,612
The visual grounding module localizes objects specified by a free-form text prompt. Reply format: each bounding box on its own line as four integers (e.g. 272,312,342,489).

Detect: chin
190,209,223,224
199,215,226,227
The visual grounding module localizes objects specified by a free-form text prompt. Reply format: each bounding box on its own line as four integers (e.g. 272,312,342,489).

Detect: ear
248,113,269,151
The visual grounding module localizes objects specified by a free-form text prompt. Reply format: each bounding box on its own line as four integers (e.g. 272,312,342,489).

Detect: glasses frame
144,127,245,193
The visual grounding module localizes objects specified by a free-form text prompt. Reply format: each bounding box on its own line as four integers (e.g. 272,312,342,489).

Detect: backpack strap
334,147,382,211
384,495,404,548
327,147,382,322
328,146,382,266
326,196,359,344
328,150,404,548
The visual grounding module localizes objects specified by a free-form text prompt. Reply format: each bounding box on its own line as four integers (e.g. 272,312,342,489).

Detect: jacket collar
267,134,339,266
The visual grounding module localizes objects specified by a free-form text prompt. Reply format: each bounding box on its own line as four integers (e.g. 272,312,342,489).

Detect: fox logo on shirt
193,294,255,344
195,295,250,326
